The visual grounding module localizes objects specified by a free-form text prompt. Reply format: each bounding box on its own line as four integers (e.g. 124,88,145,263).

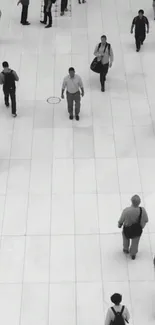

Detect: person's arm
78,76,84,96
131,18,135,33
141,208,149,228
13,71,19,81
118,210,126,228
109,46,114,67
145,17,149,33
0,73,4,85
124,306,130,323
94,44,101,57
61,78,66,98
104,309,112,325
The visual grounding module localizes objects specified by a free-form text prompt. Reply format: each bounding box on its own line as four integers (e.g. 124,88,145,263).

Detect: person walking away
60,0,68,16
118,195,148,260
153,1,155,20
17,0,30,25
61,67,84,120
40,0,53,28
131,9,149,52
0,61,19,117
94,35,114,92
105,293,130,325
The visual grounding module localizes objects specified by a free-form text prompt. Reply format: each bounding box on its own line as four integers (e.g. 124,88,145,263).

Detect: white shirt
105,305,130,325
62,74,84,94
94,43,114,65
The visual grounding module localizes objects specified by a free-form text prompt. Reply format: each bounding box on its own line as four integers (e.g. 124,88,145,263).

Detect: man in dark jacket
40,0,53,28
17,0,30,25
131,9,149,52
0,62,19,117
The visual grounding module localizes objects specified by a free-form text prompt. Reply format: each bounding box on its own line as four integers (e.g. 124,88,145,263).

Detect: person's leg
65,0,68,10
100,63,109,91
61,0,65,13
3,88,9,106
10,89,17,116
41,5,47,23
66,92,74,118
130,237,140,258
135,34,140,51
45,7,52,27
153,4,155,19
122,232,130,253
140,33,146,45
74,91,81,118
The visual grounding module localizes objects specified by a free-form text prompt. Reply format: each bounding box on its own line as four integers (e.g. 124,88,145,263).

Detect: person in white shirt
94,35,114,92
61,67,84,120
105,293,130,325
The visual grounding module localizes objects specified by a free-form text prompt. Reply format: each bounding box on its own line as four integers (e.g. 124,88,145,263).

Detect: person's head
110,293,122,306
69,67,75,78
2,61,9,69
131,194,141,207
101,35,107,45
138,9,144,18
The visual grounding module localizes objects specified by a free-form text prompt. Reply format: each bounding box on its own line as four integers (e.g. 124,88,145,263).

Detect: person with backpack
17,0,30,25
118,195,148,260
105,293,130,325
40,0,55,28
130,9,149,52
0,61,19,117
93,35,114,92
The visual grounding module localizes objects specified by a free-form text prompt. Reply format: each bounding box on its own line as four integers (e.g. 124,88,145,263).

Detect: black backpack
2,70,15,90
123,207,143,239
111,306,126,325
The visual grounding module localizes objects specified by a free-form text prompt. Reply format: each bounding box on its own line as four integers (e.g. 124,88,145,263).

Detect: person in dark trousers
104,293,130,325
94,35,114,92
17,0,30,25
131,9,149,52
0,62,19,117
40,0,53,28
60,0,68,16
118,195,148,260
61,67,84,120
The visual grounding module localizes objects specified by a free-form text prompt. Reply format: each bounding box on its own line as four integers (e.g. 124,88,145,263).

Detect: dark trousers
61,0,68,12
3,88,16,115
100,63,109,87
135,33,146,50
21,5,28,23
66,91,81,115
43,5,52,25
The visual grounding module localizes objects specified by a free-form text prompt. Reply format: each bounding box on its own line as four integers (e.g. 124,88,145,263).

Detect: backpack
123,207,143,239
2,70,15,90
111,306,125,325
98,42,111,55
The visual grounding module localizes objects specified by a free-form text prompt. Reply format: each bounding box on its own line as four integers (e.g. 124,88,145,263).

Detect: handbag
90,42,111,74
123,207,143,239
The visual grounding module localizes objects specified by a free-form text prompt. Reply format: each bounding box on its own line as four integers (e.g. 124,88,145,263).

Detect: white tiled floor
0,0,155,324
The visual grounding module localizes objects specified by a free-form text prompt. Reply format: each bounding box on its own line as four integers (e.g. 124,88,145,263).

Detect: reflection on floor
0,0,155,324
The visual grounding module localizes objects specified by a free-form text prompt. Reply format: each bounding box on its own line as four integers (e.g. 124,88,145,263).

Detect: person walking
118,195,148,260
61,67,84,120
60,0,68,16
153,0,155,20
40,0,53,28
131,9,149,52
105,293,130,325
17,0,30,25
94,35,114,92
0,61,19,117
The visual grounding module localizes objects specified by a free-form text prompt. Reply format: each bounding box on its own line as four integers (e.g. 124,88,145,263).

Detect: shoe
60,12,64,16
45,24,52,28
5,102,9,107
75,115,79,121
21,21,30,25
78,0,81,3
82,0,86,2
131,255,136,260
40,20,46,24
65,8,68,11
101,86,105,92
136,49,139,52
12,113,17,118
69,115,73,120
123,249,129,254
